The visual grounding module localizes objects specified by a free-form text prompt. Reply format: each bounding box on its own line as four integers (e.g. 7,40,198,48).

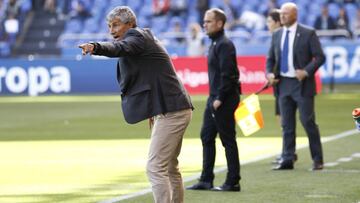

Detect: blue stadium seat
328,3,340,19
65,19,83,33
82,18,100,33
100,20,109,33
297,5,307,24
247,0,260,10
126,0,143,13
110,0,126,7
138,4,153,18
242,4,256,12
345,3,358,28
252,30,271,44
309,3,321,15
306,14,317,27
90,5,105,23
138,16,151,28
210,0,224,9
186,13,198,25
93,0,107,11
313,0,327,5
20,0,32,13
60,39,78,48
62,47,81,57
231,0,243,10
151,16,169,33
277,0,293,5
165,43,186,57
0,42,11,57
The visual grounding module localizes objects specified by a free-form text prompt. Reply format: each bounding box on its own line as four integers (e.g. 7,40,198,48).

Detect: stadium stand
1,0,360,58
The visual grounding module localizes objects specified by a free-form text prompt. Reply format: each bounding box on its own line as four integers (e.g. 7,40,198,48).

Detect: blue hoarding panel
0,58,119,96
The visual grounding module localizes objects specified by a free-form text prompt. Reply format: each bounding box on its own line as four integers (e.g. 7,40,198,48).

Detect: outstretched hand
78,43,95,55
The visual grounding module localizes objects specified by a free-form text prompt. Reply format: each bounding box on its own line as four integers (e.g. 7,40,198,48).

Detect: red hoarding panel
172,56,321,95
172,57,209,94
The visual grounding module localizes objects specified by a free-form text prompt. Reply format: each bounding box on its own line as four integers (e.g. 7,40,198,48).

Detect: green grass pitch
0,94,359,203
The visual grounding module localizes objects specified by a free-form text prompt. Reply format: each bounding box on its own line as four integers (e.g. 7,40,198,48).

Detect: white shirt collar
284,22,297,33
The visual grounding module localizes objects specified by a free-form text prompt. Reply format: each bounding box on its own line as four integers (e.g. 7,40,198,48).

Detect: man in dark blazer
187,8,241,192
266,2,325,171
79,6,193,203
314,4,336,30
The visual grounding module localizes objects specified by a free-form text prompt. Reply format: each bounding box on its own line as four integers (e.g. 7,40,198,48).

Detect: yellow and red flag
234,94,264,136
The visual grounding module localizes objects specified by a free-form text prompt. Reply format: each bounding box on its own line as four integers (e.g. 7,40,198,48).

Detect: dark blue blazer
314,16,336,30
92,28,193,124
266,24,326,96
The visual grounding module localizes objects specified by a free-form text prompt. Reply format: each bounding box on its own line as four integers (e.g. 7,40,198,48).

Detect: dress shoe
311,162,324,171
272,162,294,170
271,154,298,165
271,156,282,164
186,181,213,190
211,183,241,192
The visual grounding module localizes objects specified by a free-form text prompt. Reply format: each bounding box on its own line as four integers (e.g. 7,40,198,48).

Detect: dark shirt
207,30,240,101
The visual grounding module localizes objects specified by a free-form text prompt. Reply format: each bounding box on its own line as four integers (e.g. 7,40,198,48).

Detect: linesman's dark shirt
207,30,241,101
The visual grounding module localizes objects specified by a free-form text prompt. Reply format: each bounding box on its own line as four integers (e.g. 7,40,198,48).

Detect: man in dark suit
266,2,325,171
187,8,241,192
79,6,193,203
314,4,336,30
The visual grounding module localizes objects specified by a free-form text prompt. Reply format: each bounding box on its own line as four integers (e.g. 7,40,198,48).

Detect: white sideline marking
324,162,339,167
321,169,360,173
352,153,360,158
98,129,359,203
322,151,360,169
337,157,353,162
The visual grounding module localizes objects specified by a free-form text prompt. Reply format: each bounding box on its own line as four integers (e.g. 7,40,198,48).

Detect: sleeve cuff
216,94,225,102
90,42,99,54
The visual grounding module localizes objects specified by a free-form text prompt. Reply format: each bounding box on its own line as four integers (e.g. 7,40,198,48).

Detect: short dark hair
268,9,281,24
208,8,227,27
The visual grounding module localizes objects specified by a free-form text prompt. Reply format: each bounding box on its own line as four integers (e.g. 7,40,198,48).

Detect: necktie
280,30,290,73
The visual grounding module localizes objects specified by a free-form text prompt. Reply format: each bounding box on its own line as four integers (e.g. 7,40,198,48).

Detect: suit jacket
92,27,193,124
314,16,336,30
266,24,325,96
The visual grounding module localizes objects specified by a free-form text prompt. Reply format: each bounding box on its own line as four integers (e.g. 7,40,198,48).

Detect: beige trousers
146,108,192,203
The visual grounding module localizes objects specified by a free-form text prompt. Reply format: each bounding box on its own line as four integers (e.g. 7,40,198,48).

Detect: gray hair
106,6,137,27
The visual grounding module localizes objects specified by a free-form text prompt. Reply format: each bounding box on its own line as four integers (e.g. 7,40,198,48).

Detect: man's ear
216,20,224,29
126,22,133,28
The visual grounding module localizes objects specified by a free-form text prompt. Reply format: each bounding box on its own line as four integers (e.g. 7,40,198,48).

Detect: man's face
280,5,297,27
108,17,132,40
203,11,223,36
266,16,281,33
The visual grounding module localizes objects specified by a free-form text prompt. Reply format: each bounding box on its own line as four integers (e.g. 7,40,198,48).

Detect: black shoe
271,155,282,164
211,183,241,192
186,181,213,190
272,160,294,170
311,162,324,171
272,154,298,165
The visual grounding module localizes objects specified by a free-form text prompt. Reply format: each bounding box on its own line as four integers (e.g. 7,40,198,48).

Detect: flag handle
255,82,270,95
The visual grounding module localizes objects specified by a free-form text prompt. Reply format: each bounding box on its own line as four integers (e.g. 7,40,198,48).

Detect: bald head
280,2,298,27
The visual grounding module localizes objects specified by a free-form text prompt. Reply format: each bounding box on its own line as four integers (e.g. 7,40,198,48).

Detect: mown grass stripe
98,129,359,203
